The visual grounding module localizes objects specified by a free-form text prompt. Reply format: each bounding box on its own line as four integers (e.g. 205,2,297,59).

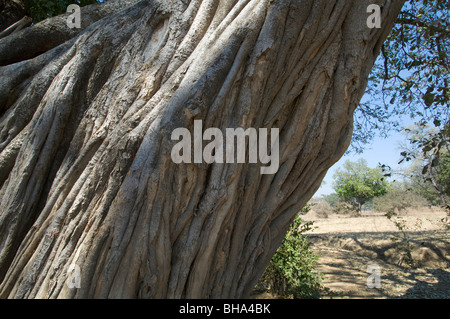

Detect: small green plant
261,215,327,299
300,202,314,214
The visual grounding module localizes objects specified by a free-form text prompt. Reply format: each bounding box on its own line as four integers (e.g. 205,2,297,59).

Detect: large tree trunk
0,0,404,298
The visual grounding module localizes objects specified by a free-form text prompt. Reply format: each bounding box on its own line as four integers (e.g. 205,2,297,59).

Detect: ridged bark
0,0,404,298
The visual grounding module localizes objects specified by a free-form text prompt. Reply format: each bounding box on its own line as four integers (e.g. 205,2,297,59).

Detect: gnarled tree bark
0,0,404,298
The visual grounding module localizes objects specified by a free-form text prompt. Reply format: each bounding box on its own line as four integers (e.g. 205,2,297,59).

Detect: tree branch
396,17,450,37
0,0,141,66
0,15,31,39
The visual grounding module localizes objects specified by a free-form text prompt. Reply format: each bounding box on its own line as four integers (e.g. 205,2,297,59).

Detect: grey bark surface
0,0,405,298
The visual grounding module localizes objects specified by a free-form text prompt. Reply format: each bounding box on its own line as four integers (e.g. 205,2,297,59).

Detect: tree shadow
308,232,450,298
401,269,450,299
350,232,450,268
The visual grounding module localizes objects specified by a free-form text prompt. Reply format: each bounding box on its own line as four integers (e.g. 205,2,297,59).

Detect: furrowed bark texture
0,0,404,298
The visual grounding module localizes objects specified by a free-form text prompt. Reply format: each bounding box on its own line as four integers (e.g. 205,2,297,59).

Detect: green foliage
300,202,313,214
350,0,449,215
352,0,449,153
332,159,390,211
24,0,100,22
261,216,326,299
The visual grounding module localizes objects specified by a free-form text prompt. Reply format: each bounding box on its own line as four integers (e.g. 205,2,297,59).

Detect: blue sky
314,124,410,197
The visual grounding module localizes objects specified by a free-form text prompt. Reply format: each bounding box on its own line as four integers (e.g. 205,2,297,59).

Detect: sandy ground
301,208,449,298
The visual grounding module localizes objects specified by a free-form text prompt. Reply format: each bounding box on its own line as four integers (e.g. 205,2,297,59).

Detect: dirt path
303,209,450,298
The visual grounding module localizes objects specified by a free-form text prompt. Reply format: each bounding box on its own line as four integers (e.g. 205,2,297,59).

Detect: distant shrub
321,193,340,207
310,199,332,218
333,201,360,216
373,189,429,214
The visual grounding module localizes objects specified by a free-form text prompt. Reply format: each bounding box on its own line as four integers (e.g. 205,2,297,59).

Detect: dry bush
309,199,333,218
373,189,429,214
333,201,360,216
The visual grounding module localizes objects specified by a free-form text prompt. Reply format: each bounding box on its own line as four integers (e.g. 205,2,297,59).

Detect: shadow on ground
307,231,449,299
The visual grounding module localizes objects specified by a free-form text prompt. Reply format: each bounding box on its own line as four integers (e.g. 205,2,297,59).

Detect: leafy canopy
332,159,390,210
24,0,100,22
353,0,449,153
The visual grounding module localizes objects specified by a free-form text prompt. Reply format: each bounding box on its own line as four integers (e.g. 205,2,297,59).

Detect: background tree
333,159,390,212
399,123,450,209
23,0,99,22
0,0,405,298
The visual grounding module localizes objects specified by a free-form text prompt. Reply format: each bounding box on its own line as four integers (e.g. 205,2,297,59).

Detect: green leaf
423,92,435,107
